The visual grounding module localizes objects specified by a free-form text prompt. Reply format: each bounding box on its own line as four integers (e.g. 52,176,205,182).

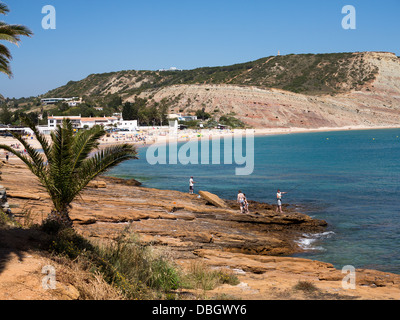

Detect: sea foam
295,231,335,251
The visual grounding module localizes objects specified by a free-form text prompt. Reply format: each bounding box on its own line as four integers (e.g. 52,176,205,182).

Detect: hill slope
43,51,400,129
44,52,381,98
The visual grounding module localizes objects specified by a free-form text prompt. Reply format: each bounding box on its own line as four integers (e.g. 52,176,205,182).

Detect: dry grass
49,255,124,300
181,261,240,292
293,280,319,293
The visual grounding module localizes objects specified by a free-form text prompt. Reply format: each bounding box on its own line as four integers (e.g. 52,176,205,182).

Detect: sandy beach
1,124,399,160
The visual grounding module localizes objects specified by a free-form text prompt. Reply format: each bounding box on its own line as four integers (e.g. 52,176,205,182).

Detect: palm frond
72,144,137,200
0,16,32,76
0,44,11,59
71,125,105,172
47,119,75,202
0,22,33,44
19,115,51,161
0,144,35,173
7,130,47,176
0,55,10,76
0,2,9,15
49,118,74,170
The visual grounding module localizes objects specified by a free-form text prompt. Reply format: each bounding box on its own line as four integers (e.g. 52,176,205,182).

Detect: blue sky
0,0,399,98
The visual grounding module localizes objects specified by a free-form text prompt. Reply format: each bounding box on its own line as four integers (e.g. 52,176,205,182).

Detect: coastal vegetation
122,97,169,126
0,94,171,127
0,2,33,77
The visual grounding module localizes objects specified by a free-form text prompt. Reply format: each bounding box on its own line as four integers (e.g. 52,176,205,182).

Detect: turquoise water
107,128,400,274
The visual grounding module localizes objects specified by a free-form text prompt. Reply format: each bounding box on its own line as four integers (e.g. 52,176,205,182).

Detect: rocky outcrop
2,162,328,259
3,161,400,300
0,185,11,216
198,190,228,208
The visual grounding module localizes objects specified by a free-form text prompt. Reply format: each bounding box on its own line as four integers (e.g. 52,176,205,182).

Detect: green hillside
43,52,379,99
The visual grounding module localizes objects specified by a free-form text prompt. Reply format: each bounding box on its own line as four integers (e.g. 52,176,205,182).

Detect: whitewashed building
48,116,119,130
48,116,82,129
118,120,138,131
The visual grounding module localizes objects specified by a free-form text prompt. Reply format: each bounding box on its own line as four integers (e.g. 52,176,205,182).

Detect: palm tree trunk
47,208,73,228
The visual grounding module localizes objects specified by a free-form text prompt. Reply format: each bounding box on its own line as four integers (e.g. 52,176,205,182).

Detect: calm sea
107,128,400,274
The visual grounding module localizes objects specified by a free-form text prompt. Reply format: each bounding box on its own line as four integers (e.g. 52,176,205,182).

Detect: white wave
295,231,335,251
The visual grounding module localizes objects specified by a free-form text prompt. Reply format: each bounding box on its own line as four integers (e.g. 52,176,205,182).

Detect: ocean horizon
107,128,400,274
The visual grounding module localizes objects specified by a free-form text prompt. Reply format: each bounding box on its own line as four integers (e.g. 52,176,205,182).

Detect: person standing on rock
243,193,249,214
276,189,287,213
189,176,195,194
237,190,246,213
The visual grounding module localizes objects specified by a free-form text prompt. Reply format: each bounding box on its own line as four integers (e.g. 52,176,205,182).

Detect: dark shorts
189,186,193,191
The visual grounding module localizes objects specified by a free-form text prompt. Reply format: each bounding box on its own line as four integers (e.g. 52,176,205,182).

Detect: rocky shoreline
2,159,400,299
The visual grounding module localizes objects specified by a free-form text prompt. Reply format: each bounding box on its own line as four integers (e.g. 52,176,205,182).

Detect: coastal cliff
1,159,400,300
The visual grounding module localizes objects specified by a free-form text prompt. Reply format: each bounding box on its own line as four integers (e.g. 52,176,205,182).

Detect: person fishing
189,176,195,194
276,189,287,213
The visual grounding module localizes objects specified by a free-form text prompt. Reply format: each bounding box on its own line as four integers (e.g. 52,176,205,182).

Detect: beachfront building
48,116,82,129
118,120,138,131
80,116,119,129
47,115,120,130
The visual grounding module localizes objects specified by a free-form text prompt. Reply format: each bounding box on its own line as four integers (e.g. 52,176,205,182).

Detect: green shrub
44,226,238,300
93,233,181,299
182,261,239,291
0,210,13,227
49,228,94,259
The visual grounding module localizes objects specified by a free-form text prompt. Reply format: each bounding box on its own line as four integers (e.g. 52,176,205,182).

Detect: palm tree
0,2,33,77
0,117,138,227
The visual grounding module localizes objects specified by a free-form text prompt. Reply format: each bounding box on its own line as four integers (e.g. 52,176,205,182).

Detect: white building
118,120,138,131
48,116,119,130
41,97,79,106
167,114,197,122
80,116,119,129
67,98,83,107
48,116,82,129
181,115,197,121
